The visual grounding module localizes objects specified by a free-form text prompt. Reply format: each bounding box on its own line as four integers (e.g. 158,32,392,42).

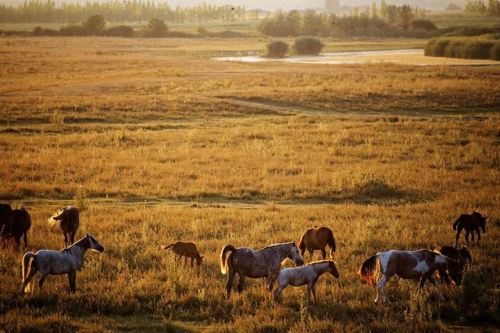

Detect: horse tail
22,252,36,293
220,245,236,275
358,254,379,286
453,216,461,231
161,243,174,251
326,229,336,254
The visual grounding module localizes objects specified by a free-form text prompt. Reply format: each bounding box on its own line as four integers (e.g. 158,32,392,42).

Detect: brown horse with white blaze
358,249,454,304
299,226,336,260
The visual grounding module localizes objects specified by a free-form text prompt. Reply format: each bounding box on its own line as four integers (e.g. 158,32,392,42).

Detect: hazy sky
2,0,465,10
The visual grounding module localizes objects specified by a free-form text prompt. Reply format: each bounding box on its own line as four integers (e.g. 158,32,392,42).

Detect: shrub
293,36,324,55
143,18,168,37
266,40,289,58
410,19,437,31
33,26,59,36
424,38,450,57
490,41,500,60
105,25,134,37
463,40,494,59
84,14,106,35
59,24,86,36
459,268,497,321
445,39,466,58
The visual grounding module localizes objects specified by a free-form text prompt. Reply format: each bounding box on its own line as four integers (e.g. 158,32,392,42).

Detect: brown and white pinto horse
358,250,454,304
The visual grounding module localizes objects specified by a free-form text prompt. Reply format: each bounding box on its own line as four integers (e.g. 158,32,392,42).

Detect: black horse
1,206,32,249
453,212,486,247
437,245,472,285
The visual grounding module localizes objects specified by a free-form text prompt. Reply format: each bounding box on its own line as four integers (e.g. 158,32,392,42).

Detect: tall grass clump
424,38,450,57
266,40,289,58
489,41,500,60
426,36,499,60
293,37,324,55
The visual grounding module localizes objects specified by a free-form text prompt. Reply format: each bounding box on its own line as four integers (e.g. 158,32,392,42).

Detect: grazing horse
436,246,472,286
220,242,304,298
453,212,486,247
358,250,454,304
21,234,104,294
161,241,204,267
1,207,31,249
299,226,336,260
273,260,339,303
48,206,80,247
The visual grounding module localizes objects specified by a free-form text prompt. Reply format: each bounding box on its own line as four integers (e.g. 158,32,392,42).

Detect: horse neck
313,262,331,275
66,240,88,259
276,244,292,259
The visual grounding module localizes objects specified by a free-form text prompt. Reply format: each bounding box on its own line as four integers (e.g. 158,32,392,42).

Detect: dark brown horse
299,226,336,260
220,242,304,298
358,249,454,304
48,206,80,247
1,207,31,250
453,212,486,247
0,203,12,231
436,246,472,286
161,241,204,267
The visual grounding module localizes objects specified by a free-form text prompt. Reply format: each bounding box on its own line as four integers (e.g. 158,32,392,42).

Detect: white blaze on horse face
414,260,429,274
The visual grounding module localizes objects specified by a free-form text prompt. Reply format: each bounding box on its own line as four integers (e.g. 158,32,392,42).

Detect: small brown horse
161,241,204,267
48,206,79,247
437,246,472,286
359,249,454,304
1,207,31,250
299,226,336,260
453,212,486,247
220,242,304,298
273,260,339,303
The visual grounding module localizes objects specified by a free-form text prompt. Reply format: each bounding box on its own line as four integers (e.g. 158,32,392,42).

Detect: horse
453,212,487,247
1,207,31,250
0,203,12,231
21,234,104,294
299,226,336,260
220,242,304,298
358,249,454,304
161,241,204,267
48,206,80,247
273,260,339,303
436,245,472,286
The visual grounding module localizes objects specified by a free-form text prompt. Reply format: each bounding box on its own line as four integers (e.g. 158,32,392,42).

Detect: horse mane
62,235,89,252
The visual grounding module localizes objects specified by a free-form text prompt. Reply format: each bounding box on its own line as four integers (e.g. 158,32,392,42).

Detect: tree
371,2,378,18
143,18,168,37
380,0,388,18
266,40,288,58
397,5,414,29
84,14,105,35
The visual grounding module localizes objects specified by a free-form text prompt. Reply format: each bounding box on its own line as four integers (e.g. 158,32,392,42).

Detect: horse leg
470,230,475,245
465,230,471,247
23,232,28,249
237,274,246,293
272,284,286,303
38,273,48,290
417,276,427,298
311,283,317,303
375,274,390,305
455,227,462,247
267,271,279,292
184,256,187,266
225,267,235,298
68,271,76,293
190,257,194,267
308,249,314,260
63,233,68,247
320,248,327,260
476,230,481,246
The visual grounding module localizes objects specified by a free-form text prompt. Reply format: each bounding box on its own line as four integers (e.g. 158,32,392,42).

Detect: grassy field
0,36,499,332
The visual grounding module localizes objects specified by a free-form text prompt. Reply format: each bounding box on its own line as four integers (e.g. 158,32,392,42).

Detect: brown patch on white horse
358,249,454,304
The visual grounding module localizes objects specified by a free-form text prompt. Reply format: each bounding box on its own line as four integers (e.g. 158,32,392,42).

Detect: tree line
258,5,435,38
0,0,249,23
464,0,500,16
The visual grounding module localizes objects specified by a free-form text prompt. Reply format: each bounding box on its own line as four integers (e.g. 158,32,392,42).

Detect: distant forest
0,0,250,23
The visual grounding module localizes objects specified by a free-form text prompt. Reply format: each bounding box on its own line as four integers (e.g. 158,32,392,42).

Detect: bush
445,39,466,58
293,36,324,55
143,18,168,37
33,26,59,36
463,40,494,59
424,38,450,57
59,24,86,36
490,42,500,60
266,40,289,58
105,25,134,37
459,268,498,321
411,19,437,31
84,14,105,35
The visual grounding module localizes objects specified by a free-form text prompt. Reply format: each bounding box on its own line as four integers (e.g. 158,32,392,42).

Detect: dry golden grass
0,36,499,332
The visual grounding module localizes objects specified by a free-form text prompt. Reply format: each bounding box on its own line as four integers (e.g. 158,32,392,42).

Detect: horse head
86,234,105,253
437,254,459,286
328,261,340,278
288,242,304,266
459,246,472,268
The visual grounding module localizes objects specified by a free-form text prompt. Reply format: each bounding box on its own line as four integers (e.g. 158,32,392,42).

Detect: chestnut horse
161,241,204,267
358,249,454,304
299,226,336,260
48,206,80,247
273,260,339,303
220,242,304,298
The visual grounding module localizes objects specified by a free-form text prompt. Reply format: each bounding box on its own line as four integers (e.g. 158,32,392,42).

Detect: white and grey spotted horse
21,234,104,294
358,249,455,304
